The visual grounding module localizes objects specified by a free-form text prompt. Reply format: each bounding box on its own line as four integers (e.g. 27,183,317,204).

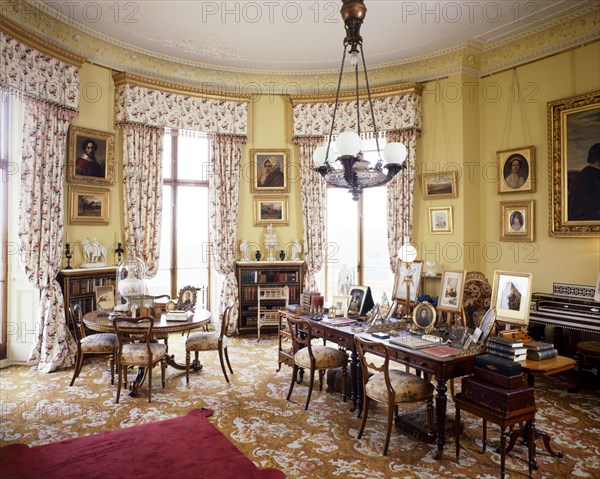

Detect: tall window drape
386,129,421,274
209,134,244,333
122,125,164,277
1,30,82,372
295,136,326,291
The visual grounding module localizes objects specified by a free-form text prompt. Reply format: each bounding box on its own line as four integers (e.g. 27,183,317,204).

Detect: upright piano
529,282,600,356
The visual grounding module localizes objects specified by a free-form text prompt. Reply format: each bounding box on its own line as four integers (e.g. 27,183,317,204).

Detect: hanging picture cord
500,68,533,150
429,79,454,166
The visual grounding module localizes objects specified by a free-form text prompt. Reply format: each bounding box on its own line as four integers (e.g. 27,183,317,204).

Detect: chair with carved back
286,316,348,410
68,304,118,386
354,335,434,455
185,303,235,383
113,316,167,403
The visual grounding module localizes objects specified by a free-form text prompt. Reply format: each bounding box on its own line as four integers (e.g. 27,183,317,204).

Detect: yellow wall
66,42,600,292
64,64,122,268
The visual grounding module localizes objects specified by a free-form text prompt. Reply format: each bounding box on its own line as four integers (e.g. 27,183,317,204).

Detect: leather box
474,366,524,389
461,377,535,413
475,353,522,376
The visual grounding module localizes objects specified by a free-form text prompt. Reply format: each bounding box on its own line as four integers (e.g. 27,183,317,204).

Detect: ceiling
36,0,595,73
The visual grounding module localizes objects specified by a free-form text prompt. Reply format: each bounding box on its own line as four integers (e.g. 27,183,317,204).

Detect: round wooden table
83,309,212,396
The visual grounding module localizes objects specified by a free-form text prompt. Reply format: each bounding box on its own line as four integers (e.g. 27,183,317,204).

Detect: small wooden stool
455,393,536,479
570,341,600,392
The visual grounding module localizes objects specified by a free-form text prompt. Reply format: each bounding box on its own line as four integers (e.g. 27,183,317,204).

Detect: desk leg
434,378,448,460
351,348,360,415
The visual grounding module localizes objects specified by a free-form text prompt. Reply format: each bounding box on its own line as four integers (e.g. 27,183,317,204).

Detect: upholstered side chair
113,316,167,403
355,336,434,456
185,304,234,383
286,316,348,410
68,304,118,386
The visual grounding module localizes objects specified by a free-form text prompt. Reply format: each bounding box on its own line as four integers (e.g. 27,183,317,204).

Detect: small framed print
177,285,197,312
254,196,289,226
497,146,535,193
428,206,453,234
421,171,458,199
95,285,115,314
412,301,436,333
331,295,351,317
347,285,374,316
438,269,466,313
491,270,533,327
250,149,290,193
68,126,115,185
68,186,110,225
392,261,423,304
500,200,534,242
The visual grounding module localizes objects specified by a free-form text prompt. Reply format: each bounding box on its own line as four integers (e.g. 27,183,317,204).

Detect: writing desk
279,311,477,459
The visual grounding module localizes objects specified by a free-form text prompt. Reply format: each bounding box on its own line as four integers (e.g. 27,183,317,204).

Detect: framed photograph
497,146,535,193
331,295,351,317
95,285,115,314
472,307,496,345
250,149,290,193
177,285,197,312
491,270,533,327
412,301,436,333
500,200,534,242
392,261,423,304
421,171,458,199
68,186,110,225
67,126,115,185
347,285,374,316
438,269,466,313
254,196,289,225
428,206,453,234
548,91,600,236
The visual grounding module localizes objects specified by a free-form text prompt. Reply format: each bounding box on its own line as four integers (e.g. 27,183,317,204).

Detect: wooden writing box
475,353,522,376
461,377,535,414
474,366,524,389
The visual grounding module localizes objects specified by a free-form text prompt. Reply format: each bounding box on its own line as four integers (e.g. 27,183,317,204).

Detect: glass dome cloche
116,253,146,312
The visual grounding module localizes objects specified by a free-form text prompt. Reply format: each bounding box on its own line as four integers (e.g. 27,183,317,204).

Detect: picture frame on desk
491,271,533,327
331,295,350,317
412,301,436,333
392,261,423,305
437,270,466,313
347,285,374,316
95,286,114,316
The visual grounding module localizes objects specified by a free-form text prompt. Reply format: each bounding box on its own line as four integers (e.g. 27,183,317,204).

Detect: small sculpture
425,261,437,277
338,264,354,295
240,240,250,261
264,224,279,262
81,237,107,268
290,239,302,261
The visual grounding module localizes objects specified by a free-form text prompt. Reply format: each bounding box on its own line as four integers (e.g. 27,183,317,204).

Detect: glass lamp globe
116,254,146,312
313,145,328,166
398,243,418,263
336,131,362,156
383,142,408,165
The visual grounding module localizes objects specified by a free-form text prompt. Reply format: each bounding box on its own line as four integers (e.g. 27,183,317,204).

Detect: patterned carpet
1,334,599,479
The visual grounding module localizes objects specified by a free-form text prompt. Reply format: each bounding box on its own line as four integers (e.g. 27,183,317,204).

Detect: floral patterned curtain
295,136,326,291
386,129,421,274
19,99,78,372
209,134,244,333
3,30,81,372
122,125,164,277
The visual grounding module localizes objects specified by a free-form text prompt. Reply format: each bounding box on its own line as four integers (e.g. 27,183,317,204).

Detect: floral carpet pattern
1,335,599,478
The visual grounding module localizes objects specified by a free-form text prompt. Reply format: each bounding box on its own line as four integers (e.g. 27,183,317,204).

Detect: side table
455,393,536,479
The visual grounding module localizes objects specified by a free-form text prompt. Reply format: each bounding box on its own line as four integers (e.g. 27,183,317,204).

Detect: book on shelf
485,342,528,356
487,336,524,348
485,347,527,362
526,348,559,361
524,341,555,352
424,345,461,358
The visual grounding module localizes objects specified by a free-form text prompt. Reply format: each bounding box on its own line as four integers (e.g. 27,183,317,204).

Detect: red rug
0,409,285,479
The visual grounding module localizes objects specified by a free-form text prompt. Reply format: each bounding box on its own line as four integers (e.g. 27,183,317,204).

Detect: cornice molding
113,72,255,102
0,14,85,67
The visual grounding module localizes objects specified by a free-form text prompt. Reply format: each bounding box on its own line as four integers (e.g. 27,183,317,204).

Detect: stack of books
485,336,528,362
525,341,558,360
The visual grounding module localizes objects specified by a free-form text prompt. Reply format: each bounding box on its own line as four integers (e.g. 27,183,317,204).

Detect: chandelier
313,0,408,201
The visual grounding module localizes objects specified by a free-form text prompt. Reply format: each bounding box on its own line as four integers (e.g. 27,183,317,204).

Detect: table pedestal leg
434,379,448,460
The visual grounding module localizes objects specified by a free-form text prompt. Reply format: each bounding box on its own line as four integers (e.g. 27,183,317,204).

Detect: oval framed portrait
412,301,437,333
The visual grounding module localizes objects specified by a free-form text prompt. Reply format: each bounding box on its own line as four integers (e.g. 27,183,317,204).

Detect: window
323,137,393,305
146,130,211,304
